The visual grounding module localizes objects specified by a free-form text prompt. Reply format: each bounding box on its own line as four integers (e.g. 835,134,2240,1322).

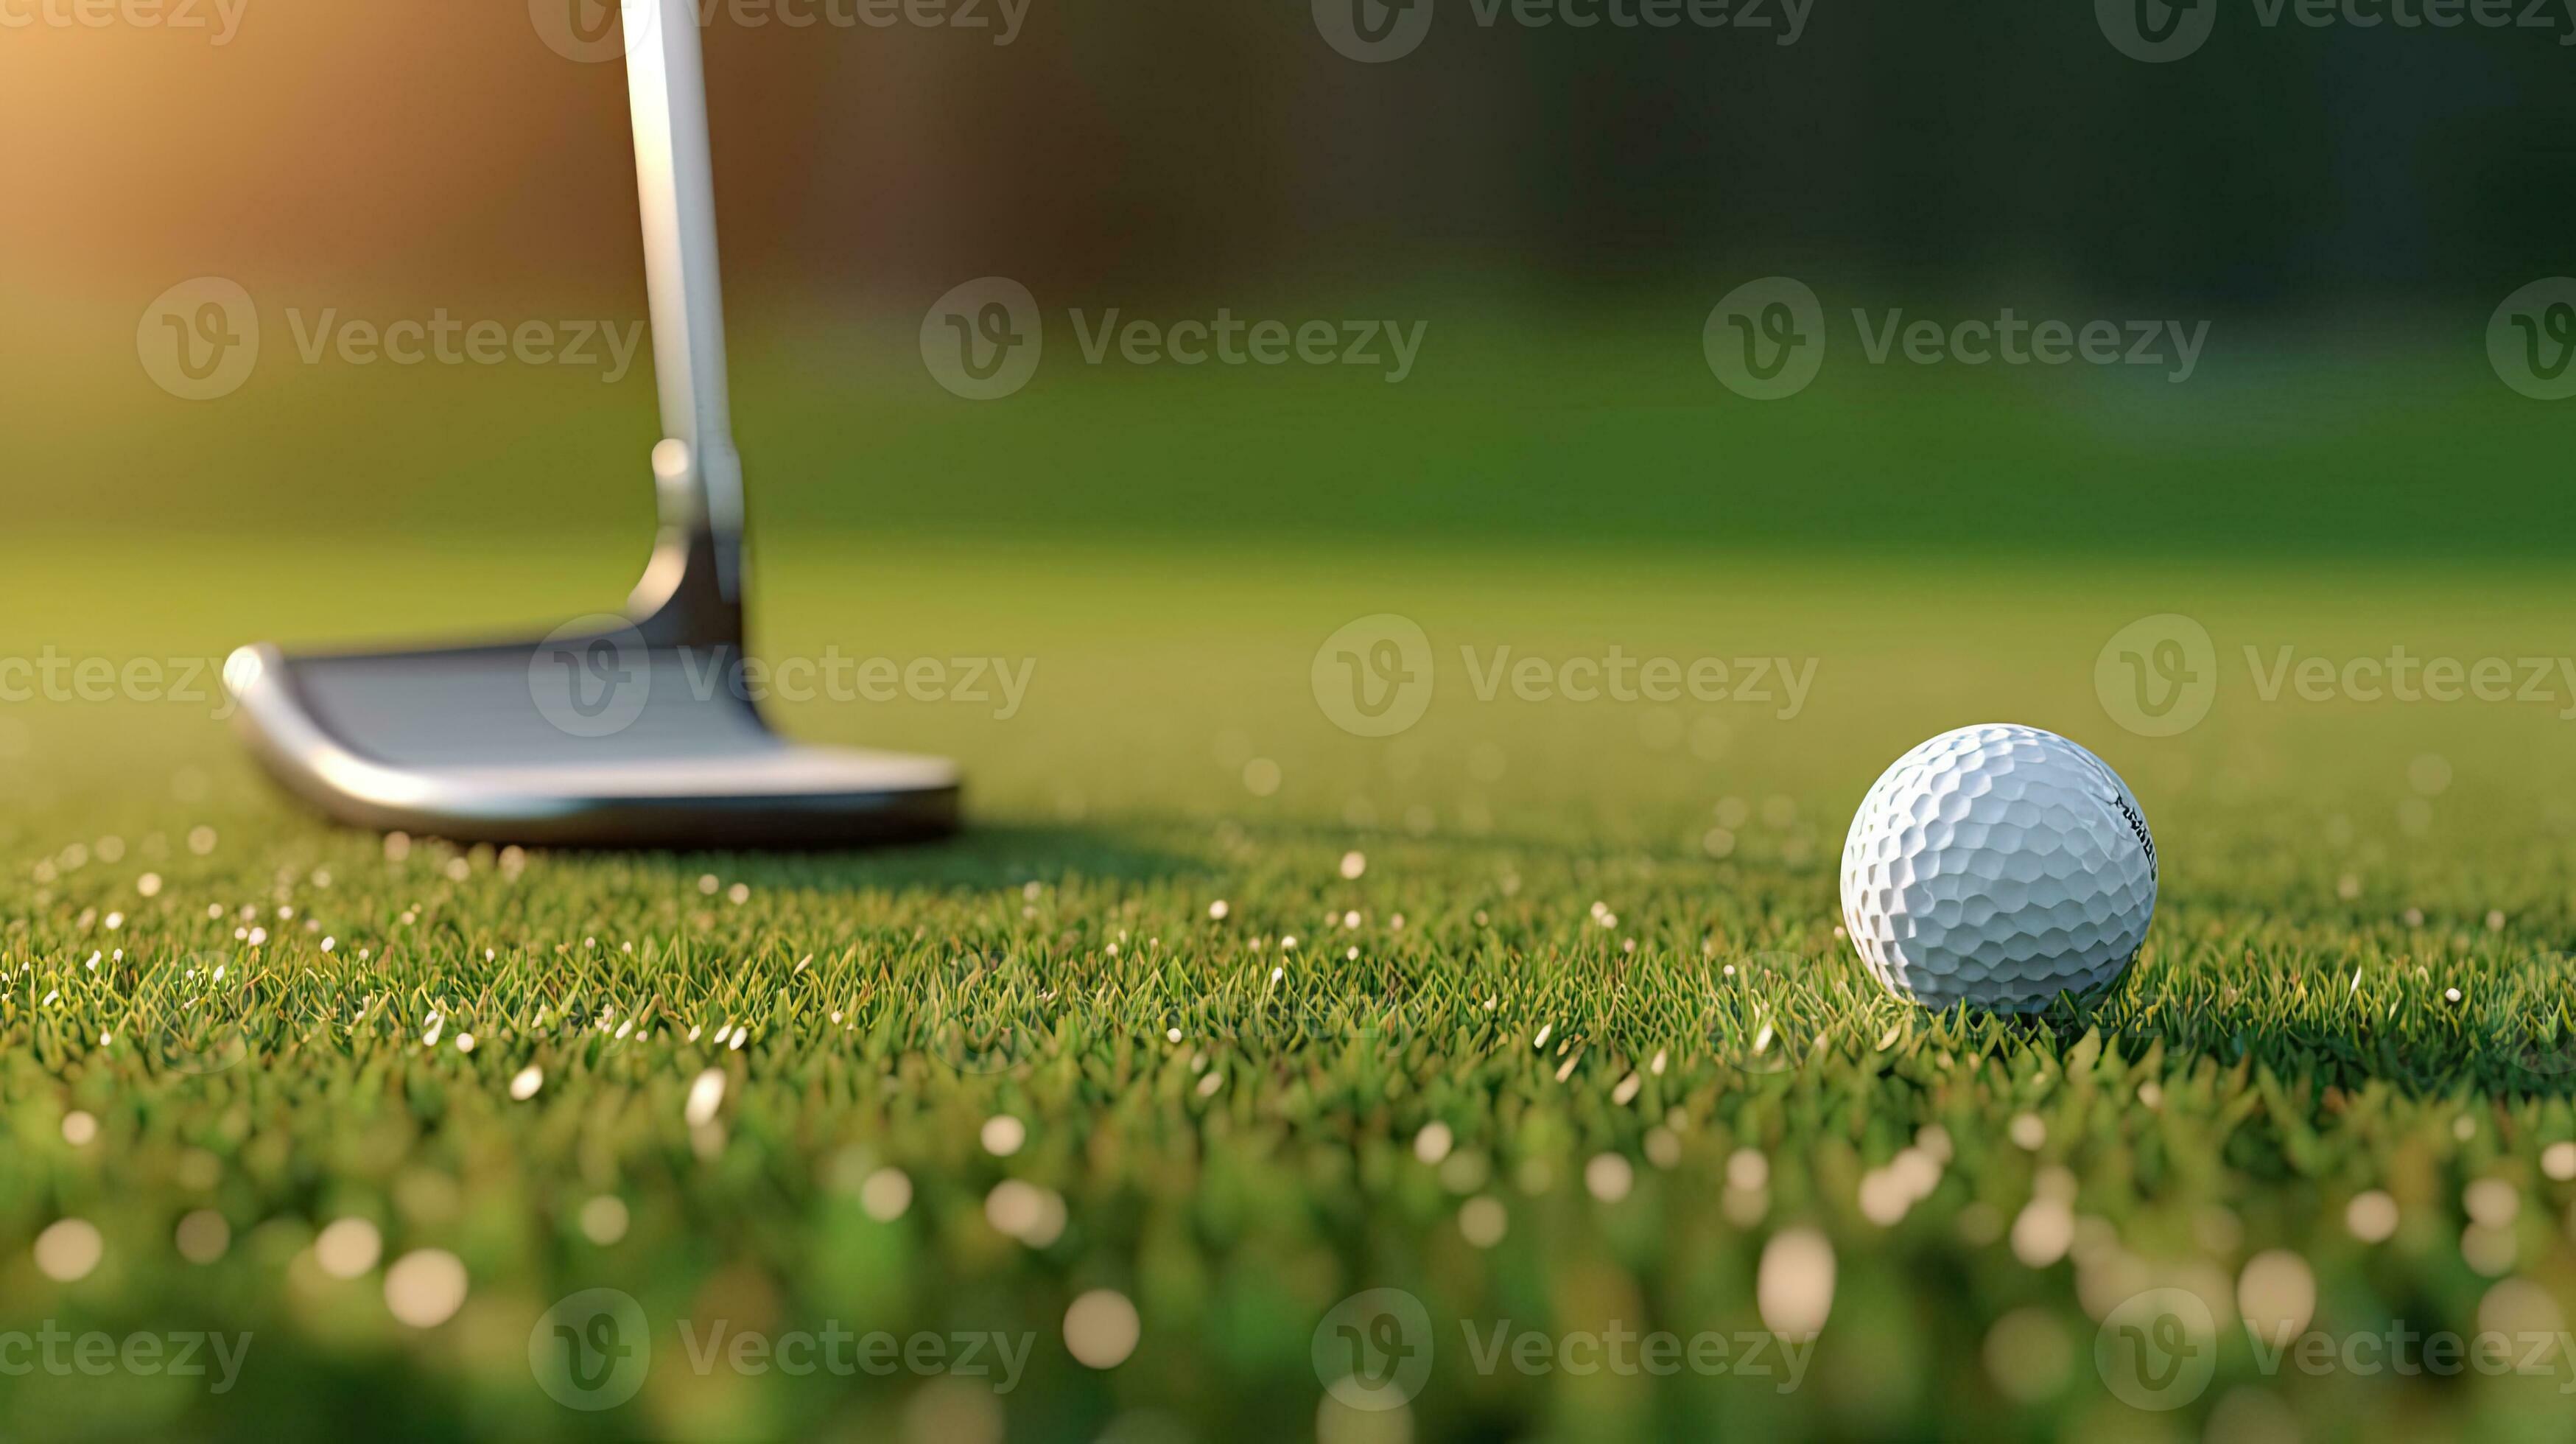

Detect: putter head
228,4,962,849
223,628,961,849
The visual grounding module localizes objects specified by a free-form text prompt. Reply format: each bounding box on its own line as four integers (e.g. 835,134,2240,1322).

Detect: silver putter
224,0,961,848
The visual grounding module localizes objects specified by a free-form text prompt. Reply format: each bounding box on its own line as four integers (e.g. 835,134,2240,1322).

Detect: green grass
7,533,2576,1442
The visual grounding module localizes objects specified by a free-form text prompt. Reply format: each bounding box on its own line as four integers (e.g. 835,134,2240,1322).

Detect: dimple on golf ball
1840,723,2157,1012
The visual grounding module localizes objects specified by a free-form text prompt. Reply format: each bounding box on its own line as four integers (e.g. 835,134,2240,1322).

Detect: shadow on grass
615,821,1208,894
614,809,1704,894
2012,971,2576,1101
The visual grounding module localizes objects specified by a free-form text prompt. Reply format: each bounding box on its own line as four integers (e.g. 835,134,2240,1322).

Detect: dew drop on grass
175,1210,229,1264
684,1069,726,1126
2346,1191,2400,1242
1459,1196,1507,1247
314,1218,382,1279
860,1168,913,1222
34,1219,102,1281
981,1115,1027,1157
579,1196,630,1245
382,1249,468,1328
1063,1289,1140,1370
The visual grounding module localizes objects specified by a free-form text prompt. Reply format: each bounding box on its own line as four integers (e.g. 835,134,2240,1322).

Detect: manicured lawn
6,533,2576,1440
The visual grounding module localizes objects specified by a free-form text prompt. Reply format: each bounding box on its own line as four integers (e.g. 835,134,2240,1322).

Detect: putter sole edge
224,642,962,850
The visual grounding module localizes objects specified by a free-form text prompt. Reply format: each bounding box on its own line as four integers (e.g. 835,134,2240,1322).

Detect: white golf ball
1840,723,2157,1012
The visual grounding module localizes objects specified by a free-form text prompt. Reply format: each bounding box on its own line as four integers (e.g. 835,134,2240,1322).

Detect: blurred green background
5,0,2574,558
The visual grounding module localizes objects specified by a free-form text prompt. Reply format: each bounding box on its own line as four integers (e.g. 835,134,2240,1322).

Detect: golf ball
1840,724,2157,1012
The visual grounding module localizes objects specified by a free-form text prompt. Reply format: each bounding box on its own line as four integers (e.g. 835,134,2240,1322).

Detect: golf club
222,0,960,848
